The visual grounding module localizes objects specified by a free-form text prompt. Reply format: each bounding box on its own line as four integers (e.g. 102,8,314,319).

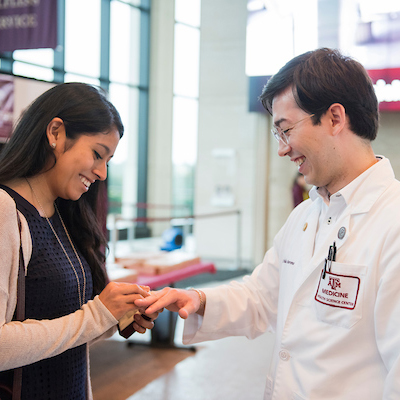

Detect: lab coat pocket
314,262,367,329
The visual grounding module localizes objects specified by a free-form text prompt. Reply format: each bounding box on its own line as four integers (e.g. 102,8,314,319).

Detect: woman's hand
134,287,206,319
131,310,162,334
98,282,150,321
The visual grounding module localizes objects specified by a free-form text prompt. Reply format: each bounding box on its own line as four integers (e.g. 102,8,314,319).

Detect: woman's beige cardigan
0,189,118,399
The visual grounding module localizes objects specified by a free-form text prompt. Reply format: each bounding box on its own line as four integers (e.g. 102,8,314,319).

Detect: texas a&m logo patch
315,271,360,310
328,277,341,290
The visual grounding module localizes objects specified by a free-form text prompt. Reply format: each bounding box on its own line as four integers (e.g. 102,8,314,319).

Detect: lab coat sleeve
183,229,282,344
374,220,400,399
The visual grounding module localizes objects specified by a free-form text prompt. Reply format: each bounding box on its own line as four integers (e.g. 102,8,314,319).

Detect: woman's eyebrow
97,143,111,153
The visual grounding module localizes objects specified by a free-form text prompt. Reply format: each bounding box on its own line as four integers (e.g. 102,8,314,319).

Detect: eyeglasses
271,114,315,145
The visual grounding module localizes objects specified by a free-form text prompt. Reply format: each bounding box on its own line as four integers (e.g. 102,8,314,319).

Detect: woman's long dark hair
0,82,124,296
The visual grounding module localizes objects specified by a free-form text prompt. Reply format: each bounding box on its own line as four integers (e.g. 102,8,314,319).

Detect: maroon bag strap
12,213,25,400
15,213,25,321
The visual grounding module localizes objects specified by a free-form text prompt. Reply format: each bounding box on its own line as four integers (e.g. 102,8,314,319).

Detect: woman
0,83,156,399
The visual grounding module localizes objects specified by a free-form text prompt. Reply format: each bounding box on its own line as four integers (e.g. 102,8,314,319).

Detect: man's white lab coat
183,157,400,399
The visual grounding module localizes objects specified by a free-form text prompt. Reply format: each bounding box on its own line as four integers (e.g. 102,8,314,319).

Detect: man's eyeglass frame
271,113,315,145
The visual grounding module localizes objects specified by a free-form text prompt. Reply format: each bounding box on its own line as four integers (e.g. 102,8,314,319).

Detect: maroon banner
0,0,57,52
368,68,400,112
0,74,14,140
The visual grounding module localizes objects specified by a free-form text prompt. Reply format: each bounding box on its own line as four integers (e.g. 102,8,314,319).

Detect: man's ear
46,117,65,149
328,103,346,136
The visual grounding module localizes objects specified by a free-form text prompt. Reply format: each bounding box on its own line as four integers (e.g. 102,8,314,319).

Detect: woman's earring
51,143,56,149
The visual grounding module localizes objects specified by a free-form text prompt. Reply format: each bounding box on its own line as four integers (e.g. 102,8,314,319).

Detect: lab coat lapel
299,204,319,270
311,210,351,266
297,208,352,293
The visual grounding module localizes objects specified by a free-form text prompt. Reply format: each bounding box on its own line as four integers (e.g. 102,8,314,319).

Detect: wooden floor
90,333,193,400
91,321,275,400
90,276,275,400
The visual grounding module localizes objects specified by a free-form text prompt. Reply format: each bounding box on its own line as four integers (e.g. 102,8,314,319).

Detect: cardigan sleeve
0,190,27,324
0,190,118,371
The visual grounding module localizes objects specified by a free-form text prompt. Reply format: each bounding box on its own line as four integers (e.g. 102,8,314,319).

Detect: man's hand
135,287,206,319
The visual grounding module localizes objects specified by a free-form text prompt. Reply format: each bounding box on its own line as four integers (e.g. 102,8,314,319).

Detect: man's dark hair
259,48,379,140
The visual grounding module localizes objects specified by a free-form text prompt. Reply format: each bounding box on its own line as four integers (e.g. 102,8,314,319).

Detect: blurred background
2,1,400,398
1,0,400,273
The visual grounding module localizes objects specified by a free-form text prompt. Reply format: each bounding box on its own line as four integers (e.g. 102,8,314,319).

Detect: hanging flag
0,0,57,52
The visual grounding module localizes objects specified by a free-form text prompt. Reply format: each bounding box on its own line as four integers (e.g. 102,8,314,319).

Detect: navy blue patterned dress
1,186,93,400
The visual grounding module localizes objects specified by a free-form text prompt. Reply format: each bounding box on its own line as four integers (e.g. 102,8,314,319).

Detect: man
136,48,400,399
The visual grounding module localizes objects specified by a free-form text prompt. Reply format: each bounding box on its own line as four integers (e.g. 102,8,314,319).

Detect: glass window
246,0,318,76
175,0,201,27
108,82,140,217
340,0,400,70
172,0,201,215
110,1,141,85
172,96,198,166
12,48,54,81
120,0,143,7
13,49,54,68
3,0,150,239
173,23,200,97
13,62,54,81
115,0,150,10
172,97,198,215
64,73,100,85
65,0,101,78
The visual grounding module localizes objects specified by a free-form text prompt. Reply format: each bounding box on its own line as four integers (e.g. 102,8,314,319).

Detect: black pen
322,242,336,279
332,241,337,262
327,245,333,273
322,258,328,279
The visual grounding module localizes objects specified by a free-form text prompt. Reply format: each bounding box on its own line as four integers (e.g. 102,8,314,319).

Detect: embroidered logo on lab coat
315,270,360,310
328,277,341,290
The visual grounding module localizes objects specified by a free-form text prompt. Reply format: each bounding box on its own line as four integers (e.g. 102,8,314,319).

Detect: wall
147,1,400,271
373,112,400,176
193,0,272,269
147,0,175,236
147,0,297,269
